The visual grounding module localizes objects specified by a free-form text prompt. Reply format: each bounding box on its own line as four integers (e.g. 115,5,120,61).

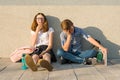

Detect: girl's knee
43,53,51,63
43,53,51,58
32,54,39,59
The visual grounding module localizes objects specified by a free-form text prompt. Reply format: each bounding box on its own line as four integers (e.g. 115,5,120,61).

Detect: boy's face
69,26,74,33
63,26,74,34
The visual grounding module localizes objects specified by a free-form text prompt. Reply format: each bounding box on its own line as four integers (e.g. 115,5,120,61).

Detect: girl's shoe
25,54,37,71
37,59,53,71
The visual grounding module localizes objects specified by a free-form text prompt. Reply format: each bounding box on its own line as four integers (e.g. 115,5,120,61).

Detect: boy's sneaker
37,59,53,71
84,58,97,65
25,54,37,71
58,56,67,64
84,58,92,65
58,56,72,64
91,57,97,65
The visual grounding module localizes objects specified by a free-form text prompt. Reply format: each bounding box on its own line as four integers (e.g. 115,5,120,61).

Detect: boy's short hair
61,19,73,30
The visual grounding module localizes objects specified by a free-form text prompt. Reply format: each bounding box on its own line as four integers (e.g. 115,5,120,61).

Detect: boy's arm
88,37,108,66
87,37,107,54
62,34,71,51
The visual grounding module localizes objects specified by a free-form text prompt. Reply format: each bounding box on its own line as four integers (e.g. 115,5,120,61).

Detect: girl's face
36,14,45,25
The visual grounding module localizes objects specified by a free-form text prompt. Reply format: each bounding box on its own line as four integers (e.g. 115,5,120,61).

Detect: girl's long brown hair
31,13,48,32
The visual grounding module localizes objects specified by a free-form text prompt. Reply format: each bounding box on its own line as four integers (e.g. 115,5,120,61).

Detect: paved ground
0,58,120,80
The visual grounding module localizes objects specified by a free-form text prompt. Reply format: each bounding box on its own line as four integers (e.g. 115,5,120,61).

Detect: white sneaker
89,57,97,65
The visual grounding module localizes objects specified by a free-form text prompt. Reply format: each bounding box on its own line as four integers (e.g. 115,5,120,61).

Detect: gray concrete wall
0,0,120,59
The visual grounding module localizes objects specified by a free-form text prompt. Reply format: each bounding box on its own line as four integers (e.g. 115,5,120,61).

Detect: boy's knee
57,48,64,57
92,49,98,57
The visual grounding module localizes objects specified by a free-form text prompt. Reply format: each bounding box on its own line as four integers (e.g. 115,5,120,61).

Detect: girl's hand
36,25,43,33
39,51,47,57
30,46,36,51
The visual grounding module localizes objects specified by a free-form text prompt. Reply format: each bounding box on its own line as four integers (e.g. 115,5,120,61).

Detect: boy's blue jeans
57,48,98,64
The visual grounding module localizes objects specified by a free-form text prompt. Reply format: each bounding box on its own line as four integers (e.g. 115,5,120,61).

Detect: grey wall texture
0,0,120,59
